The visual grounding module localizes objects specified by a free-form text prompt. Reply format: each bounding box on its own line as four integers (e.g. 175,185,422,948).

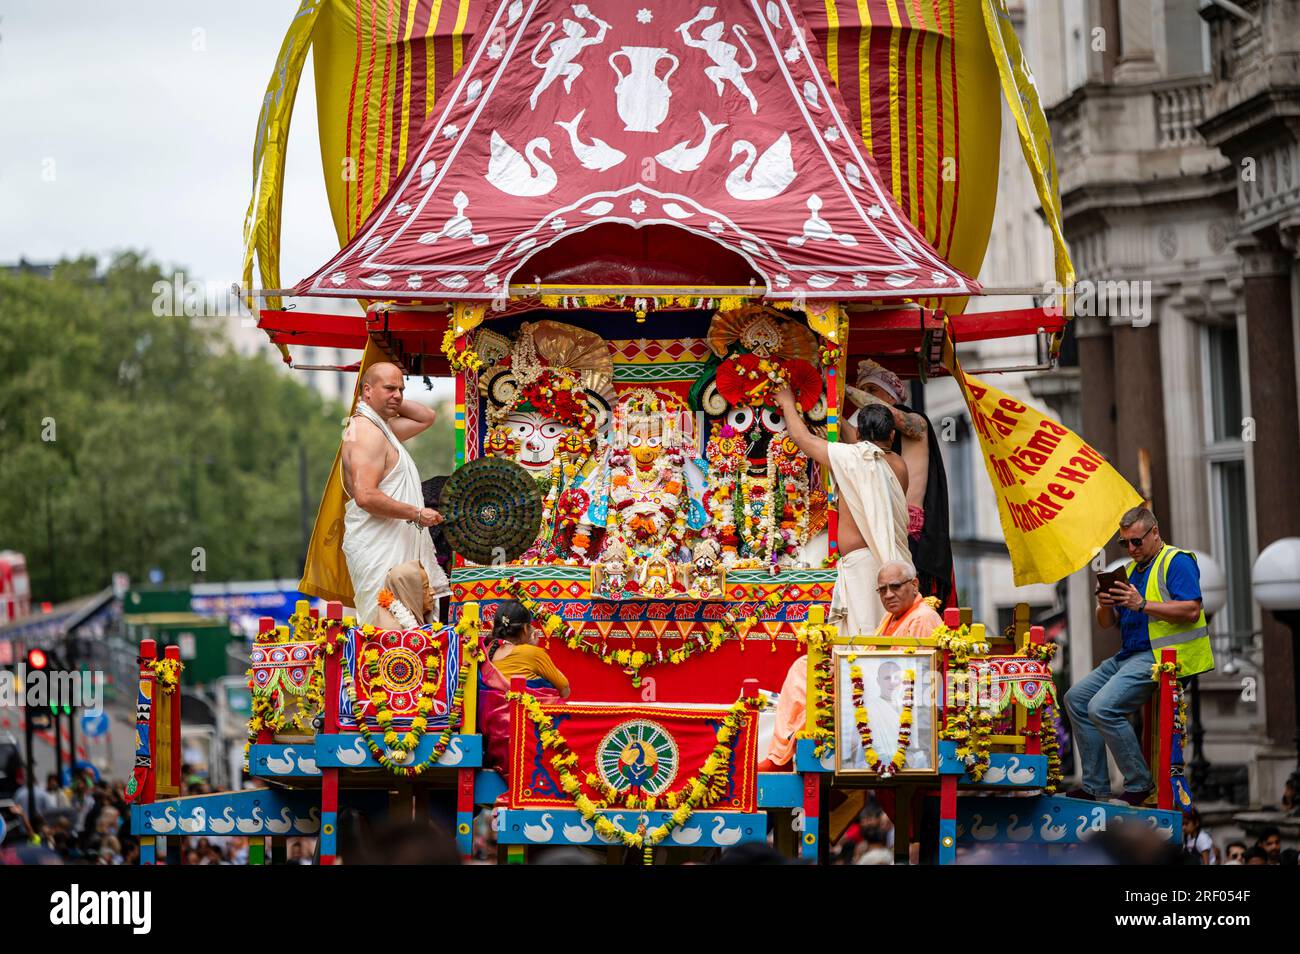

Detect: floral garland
702,424,810,568
933,624,993,781
723,353,787,407
149,658,184,695
794,621,837,758
849,660,916,777
244,613,342,764
510,690,757,861
341,622,486,777
441,326,484,374
1039,703,1063,795
376,589,419,629
507,578,784,687
757,436,810,568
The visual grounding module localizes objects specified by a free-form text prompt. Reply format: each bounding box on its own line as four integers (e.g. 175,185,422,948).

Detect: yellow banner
982,0,1075,293
241,0,324,324
297,341,388,607
948,348,1141,586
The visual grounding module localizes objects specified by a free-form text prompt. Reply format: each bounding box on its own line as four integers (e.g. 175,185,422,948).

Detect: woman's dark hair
855,403,895,443
491,600,532,643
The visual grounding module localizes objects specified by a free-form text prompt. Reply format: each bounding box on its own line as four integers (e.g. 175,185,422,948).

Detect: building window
1201,323,1250,642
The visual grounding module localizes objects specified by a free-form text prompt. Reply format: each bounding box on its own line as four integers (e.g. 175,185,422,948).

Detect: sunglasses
875,579,915,596
1119,526,1155,549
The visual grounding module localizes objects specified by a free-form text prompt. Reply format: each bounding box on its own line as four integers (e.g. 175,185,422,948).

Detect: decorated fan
438,457,543,565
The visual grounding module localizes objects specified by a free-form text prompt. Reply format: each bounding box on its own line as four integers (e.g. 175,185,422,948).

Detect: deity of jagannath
589,388,705,597
475,320,615,561
690,306,831,569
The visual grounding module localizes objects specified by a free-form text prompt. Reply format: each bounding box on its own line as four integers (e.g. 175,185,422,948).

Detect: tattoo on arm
897,411,926,440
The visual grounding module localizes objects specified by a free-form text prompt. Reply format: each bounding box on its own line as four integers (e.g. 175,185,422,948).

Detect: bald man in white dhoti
775,388,910,636
341,362,450,625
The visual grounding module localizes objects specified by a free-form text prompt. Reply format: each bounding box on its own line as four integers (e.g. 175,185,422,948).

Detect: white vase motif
609,47,679,132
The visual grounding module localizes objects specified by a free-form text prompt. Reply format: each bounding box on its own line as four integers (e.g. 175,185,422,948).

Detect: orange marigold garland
849,660,916,777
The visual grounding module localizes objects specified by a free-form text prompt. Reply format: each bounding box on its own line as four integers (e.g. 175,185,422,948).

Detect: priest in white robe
341,362,450,625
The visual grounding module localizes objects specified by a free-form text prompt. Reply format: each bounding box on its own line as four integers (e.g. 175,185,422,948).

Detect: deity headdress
477,320,616,430
609,388,691,452
691,306,826,419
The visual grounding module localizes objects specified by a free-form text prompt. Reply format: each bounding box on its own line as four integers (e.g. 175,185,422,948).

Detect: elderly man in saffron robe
873,559,944,639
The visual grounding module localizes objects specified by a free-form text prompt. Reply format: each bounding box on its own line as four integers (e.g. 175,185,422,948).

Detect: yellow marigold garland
342,626,486,777
848,660,916,777
507,578,786,687
794,620,837,758
933,624,993,781
509,690,758,857
149,658,184,695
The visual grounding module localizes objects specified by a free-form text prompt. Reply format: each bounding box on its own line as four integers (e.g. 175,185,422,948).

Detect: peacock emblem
596,720,679,796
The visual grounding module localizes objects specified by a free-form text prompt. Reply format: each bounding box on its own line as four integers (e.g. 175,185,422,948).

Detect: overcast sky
1,1,338,289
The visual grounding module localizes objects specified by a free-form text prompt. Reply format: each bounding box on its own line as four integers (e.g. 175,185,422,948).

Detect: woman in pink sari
477,600,570,779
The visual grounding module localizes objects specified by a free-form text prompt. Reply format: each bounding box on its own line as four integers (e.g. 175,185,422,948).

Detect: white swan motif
486,131,556,197
669,822,703,845
595,814,626,844
1006,814,1033,842
556,110,626,171
712,816,743,847
294,807,321,835
983,763,1008,784
1075,816,1092,840
1006,756,1036,785
296,752,319,775
236,806,267,834
149,806,179,834
970,814,998,841
725,132,795,201
336,737,368,766
655,111,727,173
437,737,464,767
1040,814,1068,842
209,807,237,834
562,816,594,843
264,747,296,775
522,813,555,843
265,807,295,835
1145,815,1175,841
179,806,206,833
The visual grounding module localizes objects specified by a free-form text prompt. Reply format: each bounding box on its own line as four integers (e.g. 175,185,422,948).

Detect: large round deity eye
628,433,643,447
760,408,788,433
540,421,565,439
647,435,662,448
726,407,755,432
510,420,536,439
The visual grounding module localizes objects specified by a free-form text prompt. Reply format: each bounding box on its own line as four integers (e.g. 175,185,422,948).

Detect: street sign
81,710,110,738
112,572,130,598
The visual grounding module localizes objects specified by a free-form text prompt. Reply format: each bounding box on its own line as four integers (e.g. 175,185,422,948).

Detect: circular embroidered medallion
596,720,679,795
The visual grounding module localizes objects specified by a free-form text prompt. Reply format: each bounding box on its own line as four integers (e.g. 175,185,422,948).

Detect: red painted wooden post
1156,648,1176,811
1024,625,1044,755
320,601,343,865
256,617,276,745
140,640,158,807
943,607,961,629
457,768,475,861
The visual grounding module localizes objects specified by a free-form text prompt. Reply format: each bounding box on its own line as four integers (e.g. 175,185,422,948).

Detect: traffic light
26,647,48,671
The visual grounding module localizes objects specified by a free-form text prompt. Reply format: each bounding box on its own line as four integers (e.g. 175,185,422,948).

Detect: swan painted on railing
296,751,319,775
335,737,368,766
562,816,594,843
725,132,795,201
669,820,703,845
264,748,297,774
437,737,464,766
522,813,555,843
1040,814,1068,842
486,131,556,197
178,807,206,833
236,806,268,834
294,807,321,835
1006,757,1036,785
1006,814,1033,842
712,816,743,846
147,806,179,834
209,807,237,834
970,815,998,841
595,814,626,845
265,806,295,834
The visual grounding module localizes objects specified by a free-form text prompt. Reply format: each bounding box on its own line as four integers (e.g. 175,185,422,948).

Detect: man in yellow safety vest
1065,506,1212,806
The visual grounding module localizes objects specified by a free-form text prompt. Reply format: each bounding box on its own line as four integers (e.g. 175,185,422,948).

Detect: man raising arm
340,362,450,624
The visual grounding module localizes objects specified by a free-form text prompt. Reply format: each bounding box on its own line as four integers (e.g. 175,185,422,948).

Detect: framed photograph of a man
833,648,938,777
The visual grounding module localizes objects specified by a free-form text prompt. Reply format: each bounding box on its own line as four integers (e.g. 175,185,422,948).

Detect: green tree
0,254,361,602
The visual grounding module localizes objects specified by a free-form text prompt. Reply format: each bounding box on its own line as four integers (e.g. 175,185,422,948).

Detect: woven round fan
438,457,543,565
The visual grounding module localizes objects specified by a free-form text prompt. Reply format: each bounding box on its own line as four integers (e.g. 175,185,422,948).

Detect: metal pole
24,700,37,821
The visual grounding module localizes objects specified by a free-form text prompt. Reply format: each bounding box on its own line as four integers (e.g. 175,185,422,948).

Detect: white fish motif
654,111,727,174
556,110,626,172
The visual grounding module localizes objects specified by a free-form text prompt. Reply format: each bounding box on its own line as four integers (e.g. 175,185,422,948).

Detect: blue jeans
1064,650,1155,796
